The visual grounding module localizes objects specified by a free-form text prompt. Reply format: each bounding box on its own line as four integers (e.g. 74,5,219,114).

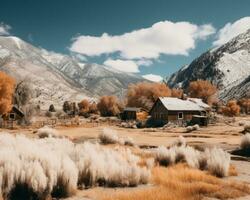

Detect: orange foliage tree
97,96,123,116
0,71,15,115
78,99,90,114
238,98,250,114
171,88,184,98
188,80,217,104
221,100,241,116
89,102,98,114
126,82,172,110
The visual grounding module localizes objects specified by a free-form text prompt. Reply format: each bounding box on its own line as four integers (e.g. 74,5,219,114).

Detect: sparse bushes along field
99,128,135,146
0,132,149,199
152,136,231,177
240,133,250,149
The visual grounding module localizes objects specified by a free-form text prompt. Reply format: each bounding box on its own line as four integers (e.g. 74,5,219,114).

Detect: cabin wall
150,100,168,122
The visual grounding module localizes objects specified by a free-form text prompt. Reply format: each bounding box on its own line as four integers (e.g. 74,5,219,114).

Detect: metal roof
159,97,205,111
187,98,210,109
124,107,140,112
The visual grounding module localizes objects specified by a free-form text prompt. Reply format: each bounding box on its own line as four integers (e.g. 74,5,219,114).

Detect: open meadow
1,115,250,200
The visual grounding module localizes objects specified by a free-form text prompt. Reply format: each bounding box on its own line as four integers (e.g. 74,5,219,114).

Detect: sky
0,0,250,82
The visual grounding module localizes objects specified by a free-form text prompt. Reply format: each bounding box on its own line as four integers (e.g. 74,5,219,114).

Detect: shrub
154,146,176,166
0,133,150,199
221,100,241,116
99,128,122,144
205,147,231,177
124,137,135,146
153,144,230,177
240,133,250,149
238,98,250,114
173,135,186,147
37,126,59,138
97,96,123,117
49,104,56,112
243,124,250,134
186,124,199,133
99,128,135,146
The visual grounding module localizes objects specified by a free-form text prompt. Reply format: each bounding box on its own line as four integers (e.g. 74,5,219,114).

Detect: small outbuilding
4,105,25,121
149,97,209,126
121,107,141,121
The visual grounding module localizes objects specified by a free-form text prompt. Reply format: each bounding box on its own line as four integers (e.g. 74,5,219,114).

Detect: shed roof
12,105,25,117
123,107,140,112
159,97,205,111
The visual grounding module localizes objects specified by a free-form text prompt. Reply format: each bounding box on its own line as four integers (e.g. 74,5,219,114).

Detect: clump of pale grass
153,141,230,177
0,132,149,199
99,128,135,146
172,135,186,147
243,124,250,133
205,147,231,177
186,124,200,133
240,133,250,149
153,146,176,166
37,126,60,138
124,137,135,146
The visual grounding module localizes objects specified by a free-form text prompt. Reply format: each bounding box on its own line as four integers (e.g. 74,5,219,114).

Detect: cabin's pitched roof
187,98,210,109
158,97,205,111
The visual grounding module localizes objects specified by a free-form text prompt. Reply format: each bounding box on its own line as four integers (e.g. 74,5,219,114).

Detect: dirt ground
1,115,250,200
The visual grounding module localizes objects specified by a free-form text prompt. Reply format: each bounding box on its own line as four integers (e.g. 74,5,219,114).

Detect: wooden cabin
149,97,209,126
121,107,140,121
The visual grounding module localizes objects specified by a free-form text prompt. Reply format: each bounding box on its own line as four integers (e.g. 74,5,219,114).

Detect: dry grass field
0,115,250,200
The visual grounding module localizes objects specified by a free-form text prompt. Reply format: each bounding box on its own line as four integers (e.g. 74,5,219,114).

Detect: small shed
149,97,209,125
121,107,140,121
5,106,25,121
191,115,208,126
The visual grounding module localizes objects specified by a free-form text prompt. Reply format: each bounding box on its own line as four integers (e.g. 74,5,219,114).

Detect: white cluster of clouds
69,17,250,79
70,21,215,59
213,16,250,46
0,22,11,35
70,21,216,77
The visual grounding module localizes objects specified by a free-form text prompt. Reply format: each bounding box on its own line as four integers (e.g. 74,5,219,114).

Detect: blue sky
0,0,250,81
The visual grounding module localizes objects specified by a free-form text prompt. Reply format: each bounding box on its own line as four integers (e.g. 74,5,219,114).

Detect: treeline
0,71,249,118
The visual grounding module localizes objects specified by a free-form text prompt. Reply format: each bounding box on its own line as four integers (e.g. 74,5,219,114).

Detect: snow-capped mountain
0,36,145,108
167,29,250,100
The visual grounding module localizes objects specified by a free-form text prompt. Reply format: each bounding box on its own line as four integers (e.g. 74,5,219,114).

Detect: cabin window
178,112,183,119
